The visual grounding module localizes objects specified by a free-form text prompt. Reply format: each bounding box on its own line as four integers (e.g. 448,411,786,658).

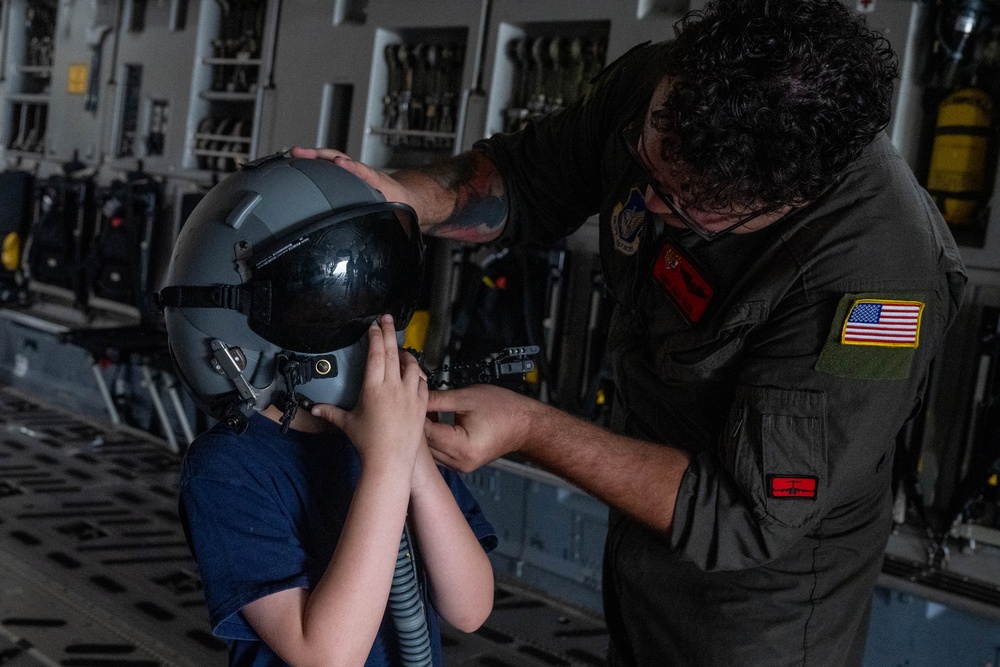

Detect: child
160,155,496,666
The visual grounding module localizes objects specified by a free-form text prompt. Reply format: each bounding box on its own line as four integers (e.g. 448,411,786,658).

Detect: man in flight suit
293,0,967,664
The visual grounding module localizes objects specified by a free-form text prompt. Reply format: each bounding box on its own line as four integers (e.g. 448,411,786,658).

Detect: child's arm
241,316,427,667
408,441,495,632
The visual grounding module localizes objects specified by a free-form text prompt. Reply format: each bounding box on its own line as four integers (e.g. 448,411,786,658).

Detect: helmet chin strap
208,339,341,434
274,353,305,432
273,352,341,432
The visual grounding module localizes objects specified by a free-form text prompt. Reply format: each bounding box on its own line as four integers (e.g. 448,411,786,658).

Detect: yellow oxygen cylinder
926,86,994,226
1,233,21,271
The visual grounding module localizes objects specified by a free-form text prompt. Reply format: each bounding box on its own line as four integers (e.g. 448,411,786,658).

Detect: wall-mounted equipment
4,0,57,158
85,167,162,311
186,0,276,174
25,167,96,305
0,169,35,304
495,26,608,135
116,64,143,157
920,0,1000,248
363,28,469,169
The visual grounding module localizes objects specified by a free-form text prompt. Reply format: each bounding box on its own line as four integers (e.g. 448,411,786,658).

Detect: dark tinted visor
248,202,423,354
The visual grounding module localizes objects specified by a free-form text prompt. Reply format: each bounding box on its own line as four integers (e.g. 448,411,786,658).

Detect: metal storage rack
358,0,488,170
184,0,277,174
1,0,55,160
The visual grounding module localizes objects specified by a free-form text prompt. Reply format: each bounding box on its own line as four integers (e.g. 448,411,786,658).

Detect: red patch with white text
651,240,714,323
769,475,818,500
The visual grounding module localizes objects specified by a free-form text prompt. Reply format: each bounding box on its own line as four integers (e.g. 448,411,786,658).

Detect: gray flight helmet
159,153,423,429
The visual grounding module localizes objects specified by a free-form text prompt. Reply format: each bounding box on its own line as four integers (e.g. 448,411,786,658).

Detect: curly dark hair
648,0,899,213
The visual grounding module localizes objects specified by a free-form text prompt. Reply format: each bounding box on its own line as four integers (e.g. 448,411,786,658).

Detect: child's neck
260,404,333,434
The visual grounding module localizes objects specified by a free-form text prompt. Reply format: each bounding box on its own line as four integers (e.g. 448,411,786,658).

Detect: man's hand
289,146,508,244
429,382,691,534
289,146,413,211
424,384,537,472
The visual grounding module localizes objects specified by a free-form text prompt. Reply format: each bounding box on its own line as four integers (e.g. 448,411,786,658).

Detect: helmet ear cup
161,156,424,418
291,329,406,411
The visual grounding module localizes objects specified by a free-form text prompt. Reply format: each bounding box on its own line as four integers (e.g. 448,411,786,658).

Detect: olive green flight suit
477,43,966,667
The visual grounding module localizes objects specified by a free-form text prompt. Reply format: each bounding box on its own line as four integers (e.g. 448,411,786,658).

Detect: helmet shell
162,155,422,419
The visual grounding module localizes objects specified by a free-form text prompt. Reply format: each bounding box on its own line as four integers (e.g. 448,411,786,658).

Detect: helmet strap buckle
274,353,339,433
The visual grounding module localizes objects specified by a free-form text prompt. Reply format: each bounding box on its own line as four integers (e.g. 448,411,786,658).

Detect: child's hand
311,315,429,470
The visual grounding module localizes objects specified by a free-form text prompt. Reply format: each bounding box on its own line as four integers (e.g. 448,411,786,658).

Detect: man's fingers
424,421,467,469
287,147,372,185
332,155,384,187
428,445,458,470
424,420,475,453
426,388,474,414
289,146,350,162
287,147,392,202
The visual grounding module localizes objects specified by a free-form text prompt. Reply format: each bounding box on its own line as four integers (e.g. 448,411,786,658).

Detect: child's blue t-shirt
178,412,497,666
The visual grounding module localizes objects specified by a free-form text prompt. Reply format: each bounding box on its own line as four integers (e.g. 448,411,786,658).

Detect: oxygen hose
389,526,432,666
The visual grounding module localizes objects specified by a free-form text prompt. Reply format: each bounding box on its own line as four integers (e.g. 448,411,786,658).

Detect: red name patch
651,241,714,323
769,475,818,499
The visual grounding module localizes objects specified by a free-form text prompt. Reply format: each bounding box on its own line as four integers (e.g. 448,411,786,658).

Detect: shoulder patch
816,293,927,380
841,299,923,348
769,475,818,500
611,188,647,256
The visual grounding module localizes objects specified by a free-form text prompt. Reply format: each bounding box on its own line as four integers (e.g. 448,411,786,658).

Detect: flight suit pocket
724,385,828,530
652,300,768,381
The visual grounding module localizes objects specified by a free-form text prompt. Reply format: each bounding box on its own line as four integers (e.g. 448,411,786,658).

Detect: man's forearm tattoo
422,152,508,243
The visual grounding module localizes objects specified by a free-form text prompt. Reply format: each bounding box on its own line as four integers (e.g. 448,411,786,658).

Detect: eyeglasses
619,121,767,241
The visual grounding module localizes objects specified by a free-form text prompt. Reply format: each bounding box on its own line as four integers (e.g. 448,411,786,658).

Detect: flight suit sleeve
668,265,965,571
669,384,829,571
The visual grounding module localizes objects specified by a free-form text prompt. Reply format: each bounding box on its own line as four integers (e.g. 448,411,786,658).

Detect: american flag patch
841,299,923,347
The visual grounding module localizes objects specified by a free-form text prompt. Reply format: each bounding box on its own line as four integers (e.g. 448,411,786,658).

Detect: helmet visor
248,202,423,354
